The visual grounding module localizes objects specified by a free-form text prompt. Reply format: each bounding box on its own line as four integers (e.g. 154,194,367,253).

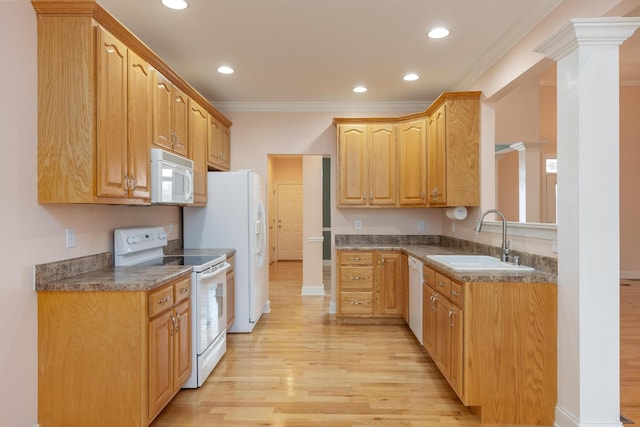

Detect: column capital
535,17,640,61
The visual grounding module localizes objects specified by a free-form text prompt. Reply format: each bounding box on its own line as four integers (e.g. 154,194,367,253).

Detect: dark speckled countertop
336,243,557,284
34,245,236,292
36,266,193,292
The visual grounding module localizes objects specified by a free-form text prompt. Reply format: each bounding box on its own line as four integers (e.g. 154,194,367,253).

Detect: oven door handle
199,262,231,280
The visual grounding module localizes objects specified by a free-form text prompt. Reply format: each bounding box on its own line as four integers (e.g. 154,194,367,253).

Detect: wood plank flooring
621,281,640,424
150,262,639,427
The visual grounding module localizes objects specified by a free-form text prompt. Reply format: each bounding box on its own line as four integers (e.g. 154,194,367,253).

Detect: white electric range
114,226,230,388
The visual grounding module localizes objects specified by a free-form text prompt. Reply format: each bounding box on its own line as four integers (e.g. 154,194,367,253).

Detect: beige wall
620,85,640,276
269,156,303,183
0,3,181,425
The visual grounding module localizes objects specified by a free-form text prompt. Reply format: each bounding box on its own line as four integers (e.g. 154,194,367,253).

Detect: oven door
196,262,230,355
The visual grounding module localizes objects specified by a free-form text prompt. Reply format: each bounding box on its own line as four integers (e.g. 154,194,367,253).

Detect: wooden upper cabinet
188,99,208,205
398,118,427,206
337,124,368,206
336,123,396,207
152,71,188,157
427,95,480,207
208,115,231,171
127,49,152,200
96,26,128,199
427,107,446,205
369,124,396,205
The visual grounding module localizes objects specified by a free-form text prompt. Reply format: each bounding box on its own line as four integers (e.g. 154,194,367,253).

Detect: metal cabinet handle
381,255,385,266
131,177,137,190
350,257,362,261
370,191,373,200
451,290,459,297
349,301,364,305
350,276,363,280
158,296,170,305
178,286,189,294
448,307,454,327
437,281,446,288
170,312,177,336
175,312,182,332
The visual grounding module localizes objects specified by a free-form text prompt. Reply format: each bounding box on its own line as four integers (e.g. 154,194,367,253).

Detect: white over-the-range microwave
150,148,194,205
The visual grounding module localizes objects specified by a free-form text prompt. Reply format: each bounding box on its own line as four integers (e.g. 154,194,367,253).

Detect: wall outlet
65,228,76,248
418,220,425,231
355,219,362,230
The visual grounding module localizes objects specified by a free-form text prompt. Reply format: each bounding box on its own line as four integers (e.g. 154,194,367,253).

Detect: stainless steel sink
426,254,535,272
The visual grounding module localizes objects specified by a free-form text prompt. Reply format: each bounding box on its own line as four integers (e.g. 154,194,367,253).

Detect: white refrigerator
184,170,270,333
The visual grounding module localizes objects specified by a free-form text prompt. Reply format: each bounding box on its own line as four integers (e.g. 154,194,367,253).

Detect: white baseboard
301,284,325,296
621,270,640,280
555,404,624,427
329,301,337,314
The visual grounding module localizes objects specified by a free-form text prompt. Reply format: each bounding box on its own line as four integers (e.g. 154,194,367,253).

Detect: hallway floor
150,262,638,427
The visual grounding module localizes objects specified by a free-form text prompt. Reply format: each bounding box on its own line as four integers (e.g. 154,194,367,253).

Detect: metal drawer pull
451,290,460,297
350,276,364,280
178,287,189,294
350,257,362,260
349,301,364,305
438,281,446,287
158,296,170,305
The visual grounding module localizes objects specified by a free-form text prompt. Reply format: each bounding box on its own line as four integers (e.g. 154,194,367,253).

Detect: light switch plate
355,219,362,230
418,220,425,231
65,228,76,248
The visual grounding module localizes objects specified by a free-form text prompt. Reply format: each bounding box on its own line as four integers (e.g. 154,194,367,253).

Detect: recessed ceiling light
403,73,420,81
217,66,235,74
428,27,450,39
353,86,367,93
162,0,188,10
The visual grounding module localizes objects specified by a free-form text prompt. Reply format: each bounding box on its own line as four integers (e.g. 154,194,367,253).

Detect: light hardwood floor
150,262,639,427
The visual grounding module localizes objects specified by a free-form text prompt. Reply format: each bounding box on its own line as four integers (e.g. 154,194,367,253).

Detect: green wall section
323,157,331,260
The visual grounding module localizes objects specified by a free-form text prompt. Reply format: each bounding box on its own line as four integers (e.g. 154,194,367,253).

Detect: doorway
276,183,303,260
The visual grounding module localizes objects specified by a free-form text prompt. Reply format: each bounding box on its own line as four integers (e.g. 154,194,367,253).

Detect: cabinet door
220,124,231,170
226,269,235,329
398,119,427,206
376,252,403,316
369,124,396,205
127,49,152,199
173,300,192,389
337,124,368,205
96,26,128,198
449,304,464,399
148,311,174,420
152,71,173,152
208,115,223,169
188,99,208,204
171,85,189,156
434,294,451,375
422,286,436,356
428,104,447,205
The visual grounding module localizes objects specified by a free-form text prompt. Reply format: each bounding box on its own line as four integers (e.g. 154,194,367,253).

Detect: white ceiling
97,0,640,108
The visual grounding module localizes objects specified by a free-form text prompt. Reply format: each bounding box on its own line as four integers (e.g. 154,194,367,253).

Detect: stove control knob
158,232,168,240
127,235,141,245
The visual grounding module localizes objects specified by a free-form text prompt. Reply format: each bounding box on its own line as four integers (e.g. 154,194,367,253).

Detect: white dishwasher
408,256,423,344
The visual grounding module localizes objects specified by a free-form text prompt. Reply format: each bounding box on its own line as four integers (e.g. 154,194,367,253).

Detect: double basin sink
427,255,535,272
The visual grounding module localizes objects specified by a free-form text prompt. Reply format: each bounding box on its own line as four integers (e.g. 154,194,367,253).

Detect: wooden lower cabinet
420,267,557,425
337,250,405,323
226,255,236,329
38,274,192,427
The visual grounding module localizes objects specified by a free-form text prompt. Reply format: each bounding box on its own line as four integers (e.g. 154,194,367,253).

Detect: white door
268,182,277,264
277,183,303,260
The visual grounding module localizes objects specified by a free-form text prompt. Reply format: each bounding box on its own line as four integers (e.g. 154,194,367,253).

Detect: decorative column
536,18,640,427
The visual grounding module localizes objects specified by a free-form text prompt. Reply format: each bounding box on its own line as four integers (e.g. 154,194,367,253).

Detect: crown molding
211,101,431,113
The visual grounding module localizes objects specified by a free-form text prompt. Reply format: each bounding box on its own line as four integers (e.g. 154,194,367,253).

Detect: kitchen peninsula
336,234,557,425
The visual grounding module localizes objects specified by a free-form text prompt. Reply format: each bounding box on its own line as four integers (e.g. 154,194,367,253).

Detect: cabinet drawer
450,281,463,308
340,292,374,315
173,276,191,304
434,272,451,298
423,266,435,287
148,285,174,318
340,266,373,290
340,251,373,265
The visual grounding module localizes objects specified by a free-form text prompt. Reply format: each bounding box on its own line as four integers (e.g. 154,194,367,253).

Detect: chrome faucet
474,209,510,262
